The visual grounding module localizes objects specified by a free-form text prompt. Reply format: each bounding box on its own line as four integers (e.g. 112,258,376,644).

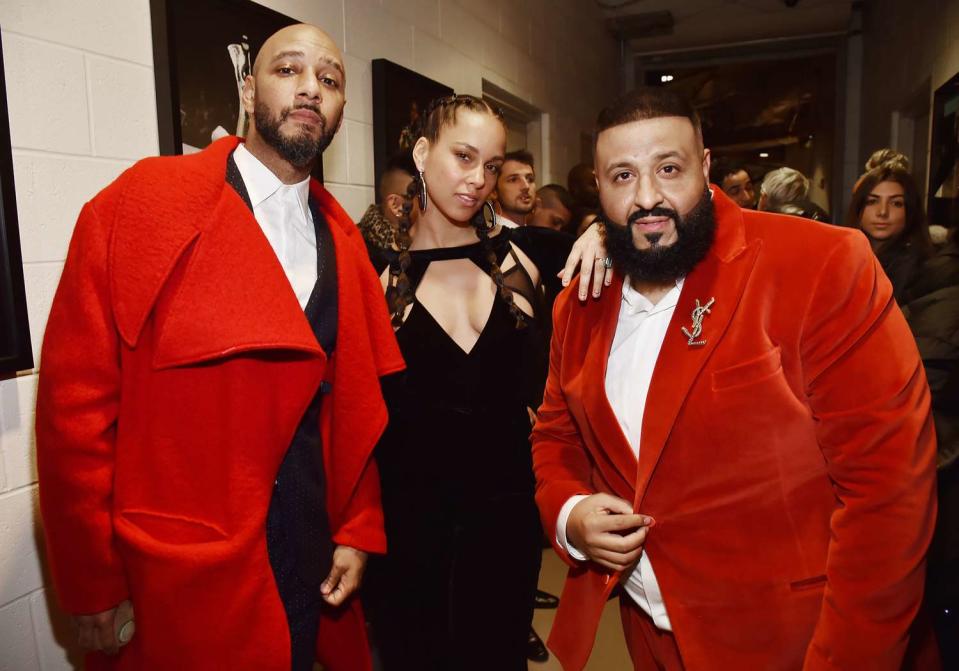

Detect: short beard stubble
253,100,339,168
509,196,534,216
603,186,716,284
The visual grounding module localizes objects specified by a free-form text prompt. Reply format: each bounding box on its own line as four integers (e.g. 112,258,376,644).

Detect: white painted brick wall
0,597,40,671
343,54,373,124
346,120,375,187
4,34,91,156
86,55,159,160
28,589,80,671
0,0,618,666
0,486,44,607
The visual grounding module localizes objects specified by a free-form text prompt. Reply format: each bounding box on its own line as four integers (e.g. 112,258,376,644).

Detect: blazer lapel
633,190,761,508
580,277,641,497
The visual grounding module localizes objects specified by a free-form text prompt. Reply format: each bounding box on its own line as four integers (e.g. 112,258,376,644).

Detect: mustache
627,206,678,226
282,104,325,123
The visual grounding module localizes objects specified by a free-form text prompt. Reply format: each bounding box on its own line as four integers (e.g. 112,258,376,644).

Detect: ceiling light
759,152,770,158
660,74,674,83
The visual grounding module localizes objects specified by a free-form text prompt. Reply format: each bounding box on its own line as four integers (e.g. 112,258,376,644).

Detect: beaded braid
472,209,528,330
386,93,527,329
385,177,419,327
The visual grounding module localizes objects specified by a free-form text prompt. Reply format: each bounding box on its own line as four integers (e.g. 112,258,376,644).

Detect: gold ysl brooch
681,297,715,346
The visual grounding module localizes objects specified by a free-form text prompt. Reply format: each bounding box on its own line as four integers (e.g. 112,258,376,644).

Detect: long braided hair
385,94,528,329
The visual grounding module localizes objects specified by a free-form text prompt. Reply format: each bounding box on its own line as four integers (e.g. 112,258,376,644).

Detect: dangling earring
418,171,428,212
483,200,497,231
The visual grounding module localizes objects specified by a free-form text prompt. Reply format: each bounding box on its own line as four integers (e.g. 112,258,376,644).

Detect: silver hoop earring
418,171,428,212
483,200,497,231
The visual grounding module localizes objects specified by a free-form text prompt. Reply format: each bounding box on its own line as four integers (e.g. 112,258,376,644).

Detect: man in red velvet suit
532,88,938,670
36,24,403,671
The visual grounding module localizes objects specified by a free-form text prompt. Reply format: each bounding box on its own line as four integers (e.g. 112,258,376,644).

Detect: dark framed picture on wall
372,59,453,199
149,0,323,180
0,29,34,375
929,73,959,228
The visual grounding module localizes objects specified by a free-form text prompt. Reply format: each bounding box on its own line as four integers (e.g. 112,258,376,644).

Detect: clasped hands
72,544,367,654
566,493,655,572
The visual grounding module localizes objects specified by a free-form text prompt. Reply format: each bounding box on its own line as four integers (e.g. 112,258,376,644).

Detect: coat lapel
108,137,324,369
633,189,760,508
311,180,404,531
152,184,323,368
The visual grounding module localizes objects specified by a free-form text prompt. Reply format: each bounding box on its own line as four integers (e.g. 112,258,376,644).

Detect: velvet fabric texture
532,187,938,670
36,137,404,671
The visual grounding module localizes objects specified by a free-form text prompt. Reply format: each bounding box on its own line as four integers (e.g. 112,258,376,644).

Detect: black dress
365,227,560,670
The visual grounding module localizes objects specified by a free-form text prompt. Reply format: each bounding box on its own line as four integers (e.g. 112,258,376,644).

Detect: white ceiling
601,0,854,54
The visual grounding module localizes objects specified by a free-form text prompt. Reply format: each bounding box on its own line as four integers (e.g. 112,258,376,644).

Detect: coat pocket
118,509,229,546
711,346,783,391
789,574,827,591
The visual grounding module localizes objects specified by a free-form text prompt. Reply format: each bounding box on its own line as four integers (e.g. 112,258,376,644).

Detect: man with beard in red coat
36,23,403,671
532,88,938,670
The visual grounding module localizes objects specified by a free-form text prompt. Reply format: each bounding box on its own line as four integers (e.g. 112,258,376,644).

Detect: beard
603,187,715,284
508,196,534,215
253,100,339,168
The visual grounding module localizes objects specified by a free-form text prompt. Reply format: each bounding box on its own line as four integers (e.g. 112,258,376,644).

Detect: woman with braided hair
362,94,605,669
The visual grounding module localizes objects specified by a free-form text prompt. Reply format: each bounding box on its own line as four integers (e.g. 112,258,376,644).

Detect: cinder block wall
0,1,619,667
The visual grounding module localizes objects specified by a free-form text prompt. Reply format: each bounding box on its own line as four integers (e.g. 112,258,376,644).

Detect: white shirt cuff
556,494,590,561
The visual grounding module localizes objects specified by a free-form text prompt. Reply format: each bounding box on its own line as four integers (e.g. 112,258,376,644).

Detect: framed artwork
372,59,453,199
929,72,959,228
0,29,34,375
149,0,323,180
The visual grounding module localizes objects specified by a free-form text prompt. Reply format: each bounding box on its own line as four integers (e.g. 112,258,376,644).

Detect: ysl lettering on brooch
681,298,715,347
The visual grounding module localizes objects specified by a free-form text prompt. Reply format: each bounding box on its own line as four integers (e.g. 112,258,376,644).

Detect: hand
566,493,654,572
72,602,124,655
557,219,612,301
321,545,368,606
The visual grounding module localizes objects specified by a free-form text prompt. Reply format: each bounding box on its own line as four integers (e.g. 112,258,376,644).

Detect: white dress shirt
556,277,684,631
232,143,317,309
496,213,520,228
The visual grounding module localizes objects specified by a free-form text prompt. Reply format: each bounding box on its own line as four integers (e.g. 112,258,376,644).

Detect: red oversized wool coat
532,188,938,670
36,137,404,670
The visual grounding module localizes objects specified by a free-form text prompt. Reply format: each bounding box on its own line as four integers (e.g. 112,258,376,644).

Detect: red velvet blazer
532,188,937,670
36,138,404,671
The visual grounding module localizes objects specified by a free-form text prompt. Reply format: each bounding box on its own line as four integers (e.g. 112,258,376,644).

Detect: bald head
252,24,343,78
241,23,346,181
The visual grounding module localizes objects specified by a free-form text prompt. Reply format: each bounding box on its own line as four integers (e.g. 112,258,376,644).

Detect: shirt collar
495,213,520,229
621,276,684,316
233,143,311,213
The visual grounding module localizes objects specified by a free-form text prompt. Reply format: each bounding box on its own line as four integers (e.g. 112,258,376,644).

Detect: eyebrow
271,50,344,75
604,149,688,171
452,143,504,162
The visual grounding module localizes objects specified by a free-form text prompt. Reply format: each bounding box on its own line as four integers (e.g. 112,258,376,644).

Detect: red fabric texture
620,597,685,670
36,137,403,671
532,187,938,670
